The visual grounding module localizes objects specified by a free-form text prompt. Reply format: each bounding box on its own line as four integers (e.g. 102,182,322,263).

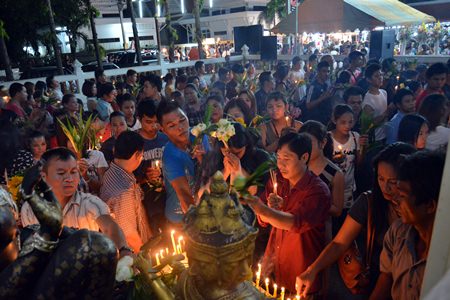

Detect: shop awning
272,0,436,35
344,0,436,27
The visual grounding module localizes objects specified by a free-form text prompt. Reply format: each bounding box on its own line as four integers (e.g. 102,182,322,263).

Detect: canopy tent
344,0,436,27
272,0,436,35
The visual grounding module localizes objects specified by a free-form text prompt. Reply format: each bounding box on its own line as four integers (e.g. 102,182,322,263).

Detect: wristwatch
119,246,134,254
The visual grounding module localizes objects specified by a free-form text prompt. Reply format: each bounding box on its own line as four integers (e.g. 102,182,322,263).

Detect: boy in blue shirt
156,101,208,225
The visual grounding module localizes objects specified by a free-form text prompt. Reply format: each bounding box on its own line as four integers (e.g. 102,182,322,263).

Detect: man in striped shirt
100,131,152,253
21,148,133,257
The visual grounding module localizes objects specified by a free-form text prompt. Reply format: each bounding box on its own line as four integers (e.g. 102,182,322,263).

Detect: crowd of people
0,51,449,299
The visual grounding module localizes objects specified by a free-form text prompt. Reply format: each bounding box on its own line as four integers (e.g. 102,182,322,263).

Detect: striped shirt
20,191,110,231
100,162,152,243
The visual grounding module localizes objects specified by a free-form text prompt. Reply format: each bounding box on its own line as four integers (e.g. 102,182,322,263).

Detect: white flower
115,256,134,282
218,118,230,128
225,124,235,137
216,128,227,140
191,123,207,137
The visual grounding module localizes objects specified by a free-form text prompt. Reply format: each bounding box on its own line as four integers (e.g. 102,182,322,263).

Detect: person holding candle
242,132,331,297
134,100,169,234
329,104,366,214
296,143,416,298
259,92,302,153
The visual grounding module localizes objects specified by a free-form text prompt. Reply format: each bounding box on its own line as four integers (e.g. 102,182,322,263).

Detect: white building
82,0,271,50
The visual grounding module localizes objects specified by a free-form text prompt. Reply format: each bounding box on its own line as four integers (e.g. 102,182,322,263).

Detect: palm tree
85,0,102,69
127,0,143,65
45,0,64,75
192,0,203,59
258,0,287,34
162,0,176,62
0,20,13,81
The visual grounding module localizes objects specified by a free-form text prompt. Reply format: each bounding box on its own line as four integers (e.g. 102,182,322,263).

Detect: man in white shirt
21,148,133,257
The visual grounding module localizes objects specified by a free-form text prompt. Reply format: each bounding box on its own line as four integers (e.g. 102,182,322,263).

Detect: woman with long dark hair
296,142,416,298
419,94,450,150
397,114,429,150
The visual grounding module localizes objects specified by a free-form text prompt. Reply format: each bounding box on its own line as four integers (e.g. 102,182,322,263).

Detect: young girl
299,121,344,238
259,91,302,153
117,93,141,131
329,104,361,211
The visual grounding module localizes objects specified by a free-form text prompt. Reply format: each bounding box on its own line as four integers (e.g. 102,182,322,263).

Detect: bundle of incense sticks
270,169,277,195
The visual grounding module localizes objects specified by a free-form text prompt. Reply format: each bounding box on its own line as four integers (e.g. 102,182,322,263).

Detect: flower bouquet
191,104,218,149
57,110,98,159
211,118,236,149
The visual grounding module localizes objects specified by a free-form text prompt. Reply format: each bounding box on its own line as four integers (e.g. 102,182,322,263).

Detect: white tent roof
343,0,436,27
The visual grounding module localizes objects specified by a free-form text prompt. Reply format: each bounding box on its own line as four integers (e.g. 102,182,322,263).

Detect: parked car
81,62,120,72
107,51,158,68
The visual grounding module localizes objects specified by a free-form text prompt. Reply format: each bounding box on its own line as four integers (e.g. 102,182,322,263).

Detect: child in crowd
259,91,302,153
117,93,141,131
329,104,362,211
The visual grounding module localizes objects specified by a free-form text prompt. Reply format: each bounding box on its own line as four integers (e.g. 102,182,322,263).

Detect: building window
102,13,120,18
129,36,154,41
230,7,246,13
214,31,227,36
91,38,120,43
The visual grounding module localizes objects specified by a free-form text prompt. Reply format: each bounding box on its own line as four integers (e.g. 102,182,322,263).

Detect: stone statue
176,171,268,300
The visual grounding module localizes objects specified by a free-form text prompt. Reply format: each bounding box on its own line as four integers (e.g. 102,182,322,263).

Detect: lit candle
296,296,301,300
273,182,278,195
176,244,182,255
155,253,160,265
337,145,343,152
273,284,278,298
160,249,164,259
155,160,160,168
265,278,270,295
287,298,292,300
177,236,184,254
255,271,261,288
171,230,177,253
258,263,262,274
166,247,169,255
285,116,289,126
281,287,285,300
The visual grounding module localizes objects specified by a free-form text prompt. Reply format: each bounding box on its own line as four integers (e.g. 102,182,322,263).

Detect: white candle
255,271,261,288
178,236,184,254
171,230,177,253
